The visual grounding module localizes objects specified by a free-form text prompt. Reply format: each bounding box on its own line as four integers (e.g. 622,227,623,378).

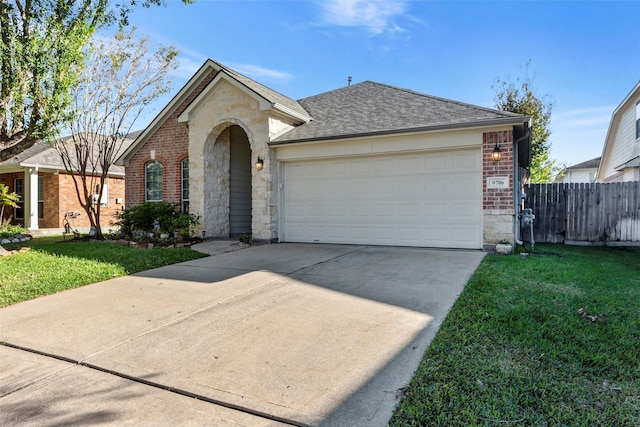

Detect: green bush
114,202,200,239
0,224,27,238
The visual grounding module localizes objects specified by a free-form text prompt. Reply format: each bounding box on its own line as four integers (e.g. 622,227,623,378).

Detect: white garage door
282,148,483,249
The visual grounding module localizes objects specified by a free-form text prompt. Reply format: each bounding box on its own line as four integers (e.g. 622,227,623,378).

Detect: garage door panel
283,149,482,249
373,203,395,217
453,151,481,169
326,204,347,217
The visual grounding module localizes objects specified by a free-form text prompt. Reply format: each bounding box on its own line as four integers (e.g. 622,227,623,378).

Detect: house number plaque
486,176,509,189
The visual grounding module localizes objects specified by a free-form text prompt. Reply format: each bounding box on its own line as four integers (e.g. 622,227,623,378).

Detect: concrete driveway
0,243,484,426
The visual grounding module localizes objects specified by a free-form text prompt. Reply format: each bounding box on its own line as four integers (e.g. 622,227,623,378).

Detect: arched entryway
229,125,252,237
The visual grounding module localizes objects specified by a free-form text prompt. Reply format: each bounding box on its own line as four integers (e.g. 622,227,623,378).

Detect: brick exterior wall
0,172,24,223
0,171,124,229
483,130,514,210
482,130,515,248
125,70,217,208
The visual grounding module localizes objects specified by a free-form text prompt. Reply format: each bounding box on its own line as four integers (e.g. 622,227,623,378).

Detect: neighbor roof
0,135,134,176
566,156,601,170
271,81,528,144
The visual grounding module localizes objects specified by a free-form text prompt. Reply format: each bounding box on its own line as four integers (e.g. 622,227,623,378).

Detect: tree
493,64,562,183
0,0,191,162
55,29,178,239
0,182,19,223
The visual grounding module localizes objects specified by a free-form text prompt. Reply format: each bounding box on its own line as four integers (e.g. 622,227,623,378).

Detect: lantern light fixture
492,144,502,162
255,157,264,171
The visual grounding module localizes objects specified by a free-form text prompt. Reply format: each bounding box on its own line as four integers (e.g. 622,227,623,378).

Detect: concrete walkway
0,243,485,426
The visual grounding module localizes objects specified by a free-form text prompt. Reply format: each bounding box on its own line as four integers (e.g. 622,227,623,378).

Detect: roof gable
597,81,640,180
177,70,311,123
118,59,311,165
272,81,528,144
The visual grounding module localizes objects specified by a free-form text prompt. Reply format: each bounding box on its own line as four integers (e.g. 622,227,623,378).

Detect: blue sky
124,0,640,167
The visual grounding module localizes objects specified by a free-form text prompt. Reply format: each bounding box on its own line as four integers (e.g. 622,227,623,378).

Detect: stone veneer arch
199,120,255,237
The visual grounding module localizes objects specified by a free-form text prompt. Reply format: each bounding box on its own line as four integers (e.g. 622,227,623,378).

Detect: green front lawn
391,244,640,426
0,236,207,307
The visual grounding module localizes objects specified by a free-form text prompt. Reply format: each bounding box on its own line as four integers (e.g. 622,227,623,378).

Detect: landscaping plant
114,201,199,240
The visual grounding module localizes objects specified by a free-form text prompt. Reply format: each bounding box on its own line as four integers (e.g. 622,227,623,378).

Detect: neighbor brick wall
0,171,125,229
125,70,217,208
56,173,125,228
0,172,24,223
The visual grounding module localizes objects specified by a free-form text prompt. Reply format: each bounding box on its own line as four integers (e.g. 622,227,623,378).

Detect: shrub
0,224,27,238
114,202,200,239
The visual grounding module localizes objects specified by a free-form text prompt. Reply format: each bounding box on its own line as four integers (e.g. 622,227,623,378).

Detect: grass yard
391,244,640,426
0,236,207,307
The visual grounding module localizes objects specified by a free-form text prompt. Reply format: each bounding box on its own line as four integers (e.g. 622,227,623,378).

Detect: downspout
513,125,531,246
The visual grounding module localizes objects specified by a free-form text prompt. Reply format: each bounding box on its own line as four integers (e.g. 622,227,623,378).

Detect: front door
229,125,252,237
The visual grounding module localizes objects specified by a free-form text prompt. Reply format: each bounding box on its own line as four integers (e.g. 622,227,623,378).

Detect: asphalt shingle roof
272,81,525,144
566,156,601,170
220,65,310,120
0,134,135,175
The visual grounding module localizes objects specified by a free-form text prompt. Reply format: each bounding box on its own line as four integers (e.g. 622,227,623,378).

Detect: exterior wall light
492,144,502,162
255,157,264,171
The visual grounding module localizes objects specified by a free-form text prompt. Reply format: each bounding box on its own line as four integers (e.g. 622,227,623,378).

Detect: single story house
0,136,129,232
597,80,640,182
555,157,600,183
117,59,531,250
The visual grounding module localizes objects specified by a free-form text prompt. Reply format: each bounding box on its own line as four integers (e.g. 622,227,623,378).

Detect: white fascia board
273,125,495,162
270,118,522,147
613,80,640,117
0,164,24,174
596,88,636,180
272,102,312,123
19,162,125,178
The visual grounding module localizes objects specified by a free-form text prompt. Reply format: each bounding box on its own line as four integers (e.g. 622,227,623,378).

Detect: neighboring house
556,157,600,183
117,59,531,250
597,80,640,182
0,136,131,231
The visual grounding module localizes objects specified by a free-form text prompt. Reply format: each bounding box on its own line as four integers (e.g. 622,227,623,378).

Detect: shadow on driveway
0,243,485,426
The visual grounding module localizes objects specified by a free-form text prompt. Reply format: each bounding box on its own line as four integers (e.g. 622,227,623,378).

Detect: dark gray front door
229,125,252,237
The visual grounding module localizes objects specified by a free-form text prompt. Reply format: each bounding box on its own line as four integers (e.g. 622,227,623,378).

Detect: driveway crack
0,341,312,427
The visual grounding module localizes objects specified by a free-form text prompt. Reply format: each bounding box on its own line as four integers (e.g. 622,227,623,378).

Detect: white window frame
14,177,24,219
38,176,44,219
92,182,109,206
145,160,163,202
636,101,640,140
181,158,189,213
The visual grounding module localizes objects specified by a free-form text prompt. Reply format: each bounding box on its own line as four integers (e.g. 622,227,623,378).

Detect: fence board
525,182,640,244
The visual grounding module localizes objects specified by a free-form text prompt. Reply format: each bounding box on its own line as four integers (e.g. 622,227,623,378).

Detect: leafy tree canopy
493,63,563,183
0,0,191,162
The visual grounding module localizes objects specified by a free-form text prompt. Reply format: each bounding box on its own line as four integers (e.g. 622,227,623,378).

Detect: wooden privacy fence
524,182,640,244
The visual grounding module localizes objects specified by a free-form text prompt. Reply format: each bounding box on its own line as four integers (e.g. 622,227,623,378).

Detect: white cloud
554,106,614,129
172,56,206,80
317,0,409,34
226,63,293,81
551,106,614,165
